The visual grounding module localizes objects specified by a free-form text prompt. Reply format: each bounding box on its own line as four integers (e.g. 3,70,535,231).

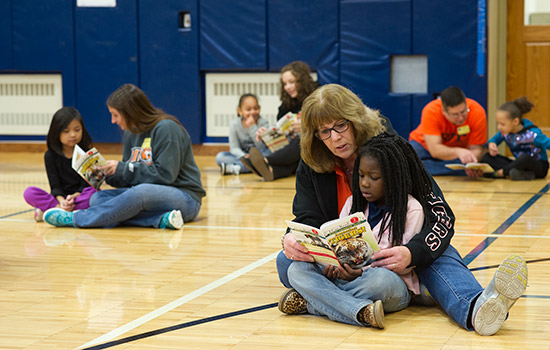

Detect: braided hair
350,133,432,246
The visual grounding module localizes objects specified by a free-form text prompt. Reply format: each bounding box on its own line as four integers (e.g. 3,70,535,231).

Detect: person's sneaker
509,168,535,181
34,208,44,222
220,163,241,176
278,288,308,315
472,254,528,336
43,208,74,227
159,210,184,230
357,300,385,329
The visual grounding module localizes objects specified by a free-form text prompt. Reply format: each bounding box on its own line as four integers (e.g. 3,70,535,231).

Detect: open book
285,212,380,268
445,162,495,173
260,112,300,152
72,145,107,190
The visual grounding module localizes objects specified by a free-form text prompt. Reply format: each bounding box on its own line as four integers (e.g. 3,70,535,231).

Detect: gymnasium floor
1,152,549,349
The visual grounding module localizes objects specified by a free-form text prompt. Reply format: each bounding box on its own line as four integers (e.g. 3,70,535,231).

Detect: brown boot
278,288,308,315
357,300,385,329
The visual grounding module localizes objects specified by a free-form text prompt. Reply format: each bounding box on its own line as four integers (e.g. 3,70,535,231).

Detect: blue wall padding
411,94,433,134
74,4,139,143
413,0,487,107
0,0,487,143
340,0,412,137
139,0,202,143
12,0,76,107
267,0,339,83
200,0,267,70
0,1,12,69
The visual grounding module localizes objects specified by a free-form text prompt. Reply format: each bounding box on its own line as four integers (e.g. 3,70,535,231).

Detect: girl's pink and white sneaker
34,208,44,222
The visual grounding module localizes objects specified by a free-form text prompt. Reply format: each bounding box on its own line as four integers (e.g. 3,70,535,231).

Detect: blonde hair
300,84,386,173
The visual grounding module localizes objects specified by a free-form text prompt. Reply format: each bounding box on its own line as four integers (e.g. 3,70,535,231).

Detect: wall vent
205,73,283,137
0,74,63,135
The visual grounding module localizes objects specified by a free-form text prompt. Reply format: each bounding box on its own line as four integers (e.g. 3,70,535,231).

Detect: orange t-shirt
409,98,487,150
335,167,352,214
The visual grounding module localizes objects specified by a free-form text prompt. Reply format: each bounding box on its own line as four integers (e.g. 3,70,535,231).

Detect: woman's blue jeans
287,261,410,326
73,183,201,228
415,245,483,330
277,244,484,330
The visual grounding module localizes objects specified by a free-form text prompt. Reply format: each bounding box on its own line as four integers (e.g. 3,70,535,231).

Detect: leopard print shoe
278,288,308,315
357,300,385,329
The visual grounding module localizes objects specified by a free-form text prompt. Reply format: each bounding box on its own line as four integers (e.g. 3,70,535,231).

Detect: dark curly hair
350,133,432,246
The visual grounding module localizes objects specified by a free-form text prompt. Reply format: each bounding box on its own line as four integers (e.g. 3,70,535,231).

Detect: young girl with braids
339,133,432,302
279,133,430,329
482,96,550,180
279,84,527,335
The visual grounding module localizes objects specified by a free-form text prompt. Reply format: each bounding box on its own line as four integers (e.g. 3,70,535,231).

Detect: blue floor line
35,183,547,349
82,303,278,350
0,208,33,219
462,184,549,266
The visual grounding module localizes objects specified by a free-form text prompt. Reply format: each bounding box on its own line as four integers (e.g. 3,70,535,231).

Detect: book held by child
260,112,300,152
285,212,380,268
72,145,106,190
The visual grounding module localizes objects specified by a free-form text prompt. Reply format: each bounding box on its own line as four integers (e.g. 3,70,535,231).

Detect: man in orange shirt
409,86,487,177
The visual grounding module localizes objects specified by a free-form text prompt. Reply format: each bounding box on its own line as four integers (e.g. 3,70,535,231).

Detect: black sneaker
509,168,535,181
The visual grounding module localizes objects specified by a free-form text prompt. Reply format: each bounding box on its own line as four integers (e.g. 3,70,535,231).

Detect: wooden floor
1,152,549,350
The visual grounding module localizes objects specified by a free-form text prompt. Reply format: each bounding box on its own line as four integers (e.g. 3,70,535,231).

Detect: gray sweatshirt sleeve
107,121,184,187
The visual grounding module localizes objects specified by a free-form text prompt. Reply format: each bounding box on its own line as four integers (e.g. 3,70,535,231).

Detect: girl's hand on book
283,233,314,263
336,264,362,281
256,127,267,141
323,265,338,281
289,118,301,135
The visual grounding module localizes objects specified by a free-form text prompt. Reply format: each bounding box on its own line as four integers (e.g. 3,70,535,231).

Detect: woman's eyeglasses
315,120,350,140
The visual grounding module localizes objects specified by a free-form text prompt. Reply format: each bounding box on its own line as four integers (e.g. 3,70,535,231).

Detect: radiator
205,72,283,138
0,74,63,135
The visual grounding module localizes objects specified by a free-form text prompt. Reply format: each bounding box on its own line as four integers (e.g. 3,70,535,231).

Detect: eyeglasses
315,120,350,140
445,107,470,119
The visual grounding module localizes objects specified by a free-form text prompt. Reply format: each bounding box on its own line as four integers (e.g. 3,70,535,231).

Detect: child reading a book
23,107,97,221
481,96,550,180
279,133,428,329
340,133,432,299
278,85,527,336
215,93,271,176
245,61,320,181
43,84,206,230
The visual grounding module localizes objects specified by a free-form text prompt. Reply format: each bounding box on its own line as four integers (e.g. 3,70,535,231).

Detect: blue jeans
73,184,201,228
416,245,483,330
216,152,252,173
410,140,467,176
277,245,484,330
288,261,410,326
